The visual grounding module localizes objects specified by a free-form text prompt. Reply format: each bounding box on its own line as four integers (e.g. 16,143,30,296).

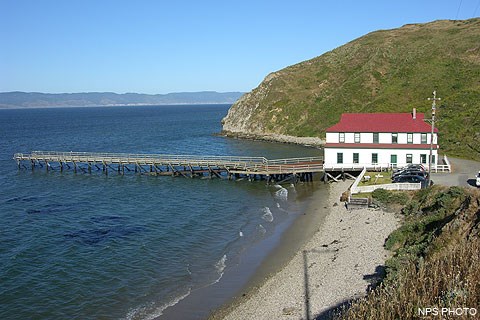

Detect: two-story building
323,110,438,170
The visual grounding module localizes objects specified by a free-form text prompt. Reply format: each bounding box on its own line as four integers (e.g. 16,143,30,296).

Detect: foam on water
261,207,274,222
257,224,267,235
125,287,192,320
214,254,227,283
274,187,288,201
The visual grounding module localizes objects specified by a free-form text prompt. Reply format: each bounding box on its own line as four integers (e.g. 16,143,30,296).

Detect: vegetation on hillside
335,186,480,319
223,18,480,160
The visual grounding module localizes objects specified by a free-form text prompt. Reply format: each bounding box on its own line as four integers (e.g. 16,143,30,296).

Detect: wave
125,287,192,320
261,207,274,222
257,224,266,235
239,230,244,237
274,187,288,201
214,254,227,283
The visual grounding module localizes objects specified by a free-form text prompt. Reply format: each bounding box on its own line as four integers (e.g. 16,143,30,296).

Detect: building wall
324,147,438,168
326,132,438,144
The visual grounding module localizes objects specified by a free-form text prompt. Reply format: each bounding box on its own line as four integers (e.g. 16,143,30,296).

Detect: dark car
393,174,429,188
394,164,425,174
392,170,428,179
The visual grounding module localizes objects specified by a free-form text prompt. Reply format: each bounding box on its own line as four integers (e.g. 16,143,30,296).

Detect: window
354,133,360,143
421,133,427,144
420,154,427,164
353,153,359,164
373,133,379,144
406,154,413,164
339,132,345,143
372,153,378,164
429,154,436,165
392,133,398,144
390,154,397,164
407,133,413,144
337,152,343,164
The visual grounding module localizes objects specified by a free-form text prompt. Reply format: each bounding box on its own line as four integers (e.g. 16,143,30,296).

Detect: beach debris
333,202,338,207
282,307,297,315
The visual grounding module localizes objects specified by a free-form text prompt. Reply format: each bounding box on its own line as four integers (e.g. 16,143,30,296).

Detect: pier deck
14,151,324,182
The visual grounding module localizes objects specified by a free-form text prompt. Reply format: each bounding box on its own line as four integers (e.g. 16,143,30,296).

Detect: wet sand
210,181,399,320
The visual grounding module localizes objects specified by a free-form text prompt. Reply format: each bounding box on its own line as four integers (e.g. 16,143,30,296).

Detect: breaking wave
214,254,227,283
274,187,288,201
125,287,192,320
261,207,274,222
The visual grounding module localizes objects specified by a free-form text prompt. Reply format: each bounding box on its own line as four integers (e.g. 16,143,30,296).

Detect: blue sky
1,0,479,94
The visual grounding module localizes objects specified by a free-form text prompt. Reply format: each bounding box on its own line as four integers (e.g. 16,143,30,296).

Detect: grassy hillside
335,186,480,319
223,18,480,160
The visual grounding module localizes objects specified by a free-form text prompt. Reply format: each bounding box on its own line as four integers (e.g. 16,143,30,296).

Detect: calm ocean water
0,105,321,319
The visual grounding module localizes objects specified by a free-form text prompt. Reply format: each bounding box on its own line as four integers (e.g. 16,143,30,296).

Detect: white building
323,110,438,170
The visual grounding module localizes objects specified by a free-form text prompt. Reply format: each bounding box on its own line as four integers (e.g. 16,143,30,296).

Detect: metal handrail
14,151,326,174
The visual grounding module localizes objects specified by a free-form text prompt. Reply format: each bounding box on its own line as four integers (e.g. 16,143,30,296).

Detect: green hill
222,18,480,160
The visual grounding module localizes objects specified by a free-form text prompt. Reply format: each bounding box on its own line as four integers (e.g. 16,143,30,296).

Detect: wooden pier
14,151,324,183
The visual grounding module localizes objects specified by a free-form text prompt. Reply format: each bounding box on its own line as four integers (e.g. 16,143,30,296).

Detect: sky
1,0,479,94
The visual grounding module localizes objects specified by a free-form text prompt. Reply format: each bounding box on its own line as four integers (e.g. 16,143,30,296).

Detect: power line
474,0,480,17
455,0,463,19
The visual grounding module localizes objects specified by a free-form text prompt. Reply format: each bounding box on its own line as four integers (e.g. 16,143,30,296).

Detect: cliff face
222,18,480,159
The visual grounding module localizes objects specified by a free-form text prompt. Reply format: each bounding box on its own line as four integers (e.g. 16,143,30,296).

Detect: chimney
412,108,417,120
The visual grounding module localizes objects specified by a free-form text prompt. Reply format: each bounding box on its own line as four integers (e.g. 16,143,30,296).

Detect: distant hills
0,91,244,108
222,18,480,160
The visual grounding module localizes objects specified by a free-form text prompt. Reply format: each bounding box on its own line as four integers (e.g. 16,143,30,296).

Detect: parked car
394,164,426,173
393,174,429,188
392,170,429,179
476,171,480,187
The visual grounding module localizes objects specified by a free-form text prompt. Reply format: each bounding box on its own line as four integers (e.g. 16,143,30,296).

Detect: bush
371,188,410,205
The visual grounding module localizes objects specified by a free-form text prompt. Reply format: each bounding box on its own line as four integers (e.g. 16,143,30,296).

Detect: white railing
350,167,367,193
323,162,392,171
14,151,326,173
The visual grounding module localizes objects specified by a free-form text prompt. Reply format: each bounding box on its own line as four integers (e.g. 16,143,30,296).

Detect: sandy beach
211,181,399,320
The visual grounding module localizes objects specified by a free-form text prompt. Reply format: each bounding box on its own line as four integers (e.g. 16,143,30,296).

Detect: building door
390,154,397,169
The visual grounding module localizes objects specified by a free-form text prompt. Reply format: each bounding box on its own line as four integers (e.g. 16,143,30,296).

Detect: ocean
0,105,322,319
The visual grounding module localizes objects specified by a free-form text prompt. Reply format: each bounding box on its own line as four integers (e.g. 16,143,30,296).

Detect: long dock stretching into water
14,151,325,183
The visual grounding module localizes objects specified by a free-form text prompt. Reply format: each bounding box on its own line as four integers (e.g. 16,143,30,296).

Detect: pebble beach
211,181,399,320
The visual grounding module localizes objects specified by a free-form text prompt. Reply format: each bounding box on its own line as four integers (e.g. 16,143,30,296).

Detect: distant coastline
0,91,244,109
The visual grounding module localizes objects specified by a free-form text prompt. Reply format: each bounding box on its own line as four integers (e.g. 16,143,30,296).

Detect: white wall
324,147,438,168
326,132,437,144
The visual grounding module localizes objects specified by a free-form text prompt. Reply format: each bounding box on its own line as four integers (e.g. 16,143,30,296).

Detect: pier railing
14,151,325,176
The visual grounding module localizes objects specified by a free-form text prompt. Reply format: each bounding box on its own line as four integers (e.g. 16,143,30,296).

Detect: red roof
326,113,438,133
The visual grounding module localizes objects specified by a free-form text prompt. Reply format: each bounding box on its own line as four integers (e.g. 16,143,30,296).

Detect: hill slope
0,91,244,108
222,19,480,160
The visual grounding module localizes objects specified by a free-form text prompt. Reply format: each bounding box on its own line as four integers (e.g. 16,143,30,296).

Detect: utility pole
427,90,441,187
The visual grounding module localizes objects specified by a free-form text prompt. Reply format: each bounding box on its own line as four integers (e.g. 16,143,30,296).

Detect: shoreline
210,181,399,320
220,130,325,148
159,182,330,320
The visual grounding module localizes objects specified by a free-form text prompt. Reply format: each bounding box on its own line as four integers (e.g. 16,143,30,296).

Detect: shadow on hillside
312,265,386,320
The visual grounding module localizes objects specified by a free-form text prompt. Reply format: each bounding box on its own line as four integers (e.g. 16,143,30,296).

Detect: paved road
431,157,480,188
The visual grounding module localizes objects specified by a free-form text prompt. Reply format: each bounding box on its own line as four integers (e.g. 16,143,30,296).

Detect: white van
476,171,480,187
